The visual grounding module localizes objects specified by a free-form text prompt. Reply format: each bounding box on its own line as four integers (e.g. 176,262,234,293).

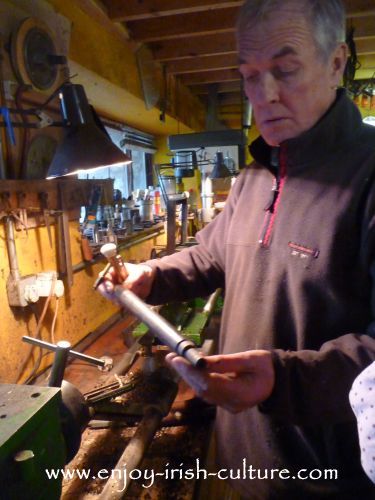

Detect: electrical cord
50,296,59,345
16,276,57,384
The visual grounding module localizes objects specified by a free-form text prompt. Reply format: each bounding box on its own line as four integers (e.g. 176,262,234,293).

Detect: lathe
0,282,221,499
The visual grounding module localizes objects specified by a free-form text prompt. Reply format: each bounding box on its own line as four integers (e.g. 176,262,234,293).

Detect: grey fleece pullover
146,89,375,498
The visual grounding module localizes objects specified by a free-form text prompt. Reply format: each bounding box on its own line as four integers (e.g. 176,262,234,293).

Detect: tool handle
100,243,128,283
100,244,205,368
110,254,129,283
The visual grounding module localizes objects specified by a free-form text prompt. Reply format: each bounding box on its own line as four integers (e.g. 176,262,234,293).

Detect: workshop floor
60,314,225,499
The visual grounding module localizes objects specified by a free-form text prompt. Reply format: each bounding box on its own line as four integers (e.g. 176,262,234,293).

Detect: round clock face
11,17,59,91
23,27,58,90
25,134,58,179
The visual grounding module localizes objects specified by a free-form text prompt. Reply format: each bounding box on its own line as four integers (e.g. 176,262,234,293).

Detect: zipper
258,146,287,247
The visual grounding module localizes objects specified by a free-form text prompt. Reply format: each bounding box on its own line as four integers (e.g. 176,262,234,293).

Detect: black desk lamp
46,83,131,179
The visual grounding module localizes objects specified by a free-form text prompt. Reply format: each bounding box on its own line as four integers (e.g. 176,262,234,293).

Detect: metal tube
180,197,188,245
22,336,106,367
5,217,20,281
114,287,206,368
48,340,71,387
98,409,163,499
166,200,177,254
98,377,178,499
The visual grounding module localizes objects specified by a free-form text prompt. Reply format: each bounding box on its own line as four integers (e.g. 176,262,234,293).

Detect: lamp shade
46,83,131,179
210,151,231,179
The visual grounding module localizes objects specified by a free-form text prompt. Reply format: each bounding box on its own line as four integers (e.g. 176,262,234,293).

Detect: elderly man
100,0,375,497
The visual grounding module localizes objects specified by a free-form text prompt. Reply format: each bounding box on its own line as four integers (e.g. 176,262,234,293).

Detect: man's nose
249,73,280,105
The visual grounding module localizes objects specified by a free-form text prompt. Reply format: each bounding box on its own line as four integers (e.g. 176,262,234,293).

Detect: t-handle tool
99,243,206,369
39,191,53,248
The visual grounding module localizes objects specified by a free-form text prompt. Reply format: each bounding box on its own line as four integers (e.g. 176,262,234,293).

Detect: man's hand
97,262,156,301
166,350,275,413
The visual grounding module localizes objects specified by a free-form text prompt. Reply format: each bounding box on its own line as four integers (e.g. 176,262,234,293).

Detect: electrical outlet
6,272,64,307
7,275,38,307
35,272,64,298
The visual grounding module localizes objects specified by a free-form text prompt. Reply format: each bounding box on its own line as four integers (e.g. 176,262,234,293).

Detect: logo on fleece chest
288,241,320,267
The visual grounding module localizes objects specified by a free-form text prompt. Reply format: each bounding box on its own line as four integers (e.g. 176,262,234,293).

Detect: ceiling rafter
151,33,237,61
125,8,238,43
103,0,242,22
166,54,239,75
180,69,241,86
99,0,375,129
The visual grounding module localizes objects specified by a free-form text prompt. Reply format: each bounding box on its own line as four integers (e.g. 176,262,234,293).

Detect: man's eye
273,67,297,79
244,74,259,83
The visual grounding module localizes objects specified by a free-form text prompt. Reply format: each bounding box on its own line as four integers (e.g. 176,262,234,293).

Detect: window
78,123,155,200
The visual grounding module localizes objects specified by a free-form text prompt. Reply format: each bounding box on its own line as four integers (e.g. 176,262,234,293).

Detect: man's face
238,8,343,146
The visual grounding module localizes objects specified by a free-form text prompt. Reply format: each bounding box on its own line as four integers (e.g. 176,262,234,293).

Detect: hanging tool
16,191,28,234
99,243,206,368
38,191,53,247
57,183,73,287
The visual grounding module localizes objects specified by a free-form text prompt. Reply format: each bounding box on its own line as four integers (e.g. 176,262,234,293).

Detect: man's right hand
97,262,156,302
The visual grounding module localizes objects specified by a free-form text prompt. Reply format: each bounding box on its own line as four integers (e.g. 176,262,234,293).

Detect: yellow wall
47,0,206,134
0,219,166,383
0,0,205,383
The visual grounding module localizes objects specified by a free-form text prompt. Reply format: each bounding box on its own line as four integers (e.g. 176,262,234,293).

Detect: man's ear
330,43,349,85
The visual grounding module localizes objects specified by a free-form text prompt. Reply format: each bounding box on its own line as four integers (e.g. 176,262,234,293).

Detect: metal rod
114,287,206,368
22,336,106,367
98,376,178,499
180,197,188,245
98,409,163,499
5,216,20,281
166,200,177,255
48,340,71,387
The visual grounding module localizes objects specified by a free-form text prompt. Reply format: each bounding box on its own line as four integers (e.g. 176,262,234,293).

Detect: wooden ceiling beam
71,0,131,42
190,81,242,95
166,54,239,75
151,33,236,61
180,68,241,85
126,8,237,42
103,0,375,22
103,0,242,22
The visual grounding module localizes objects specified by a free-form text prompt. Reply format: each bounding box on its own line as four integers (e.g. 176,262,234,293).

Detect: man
100,0,375,497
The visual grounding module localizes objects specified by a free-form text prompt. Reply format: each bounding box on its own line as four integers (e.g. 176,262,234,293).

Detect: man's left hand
166,350,275,413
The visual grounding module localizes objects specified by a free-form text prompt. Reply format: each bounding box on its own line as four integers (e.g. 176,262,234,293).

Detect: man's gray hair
236,0,346,60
